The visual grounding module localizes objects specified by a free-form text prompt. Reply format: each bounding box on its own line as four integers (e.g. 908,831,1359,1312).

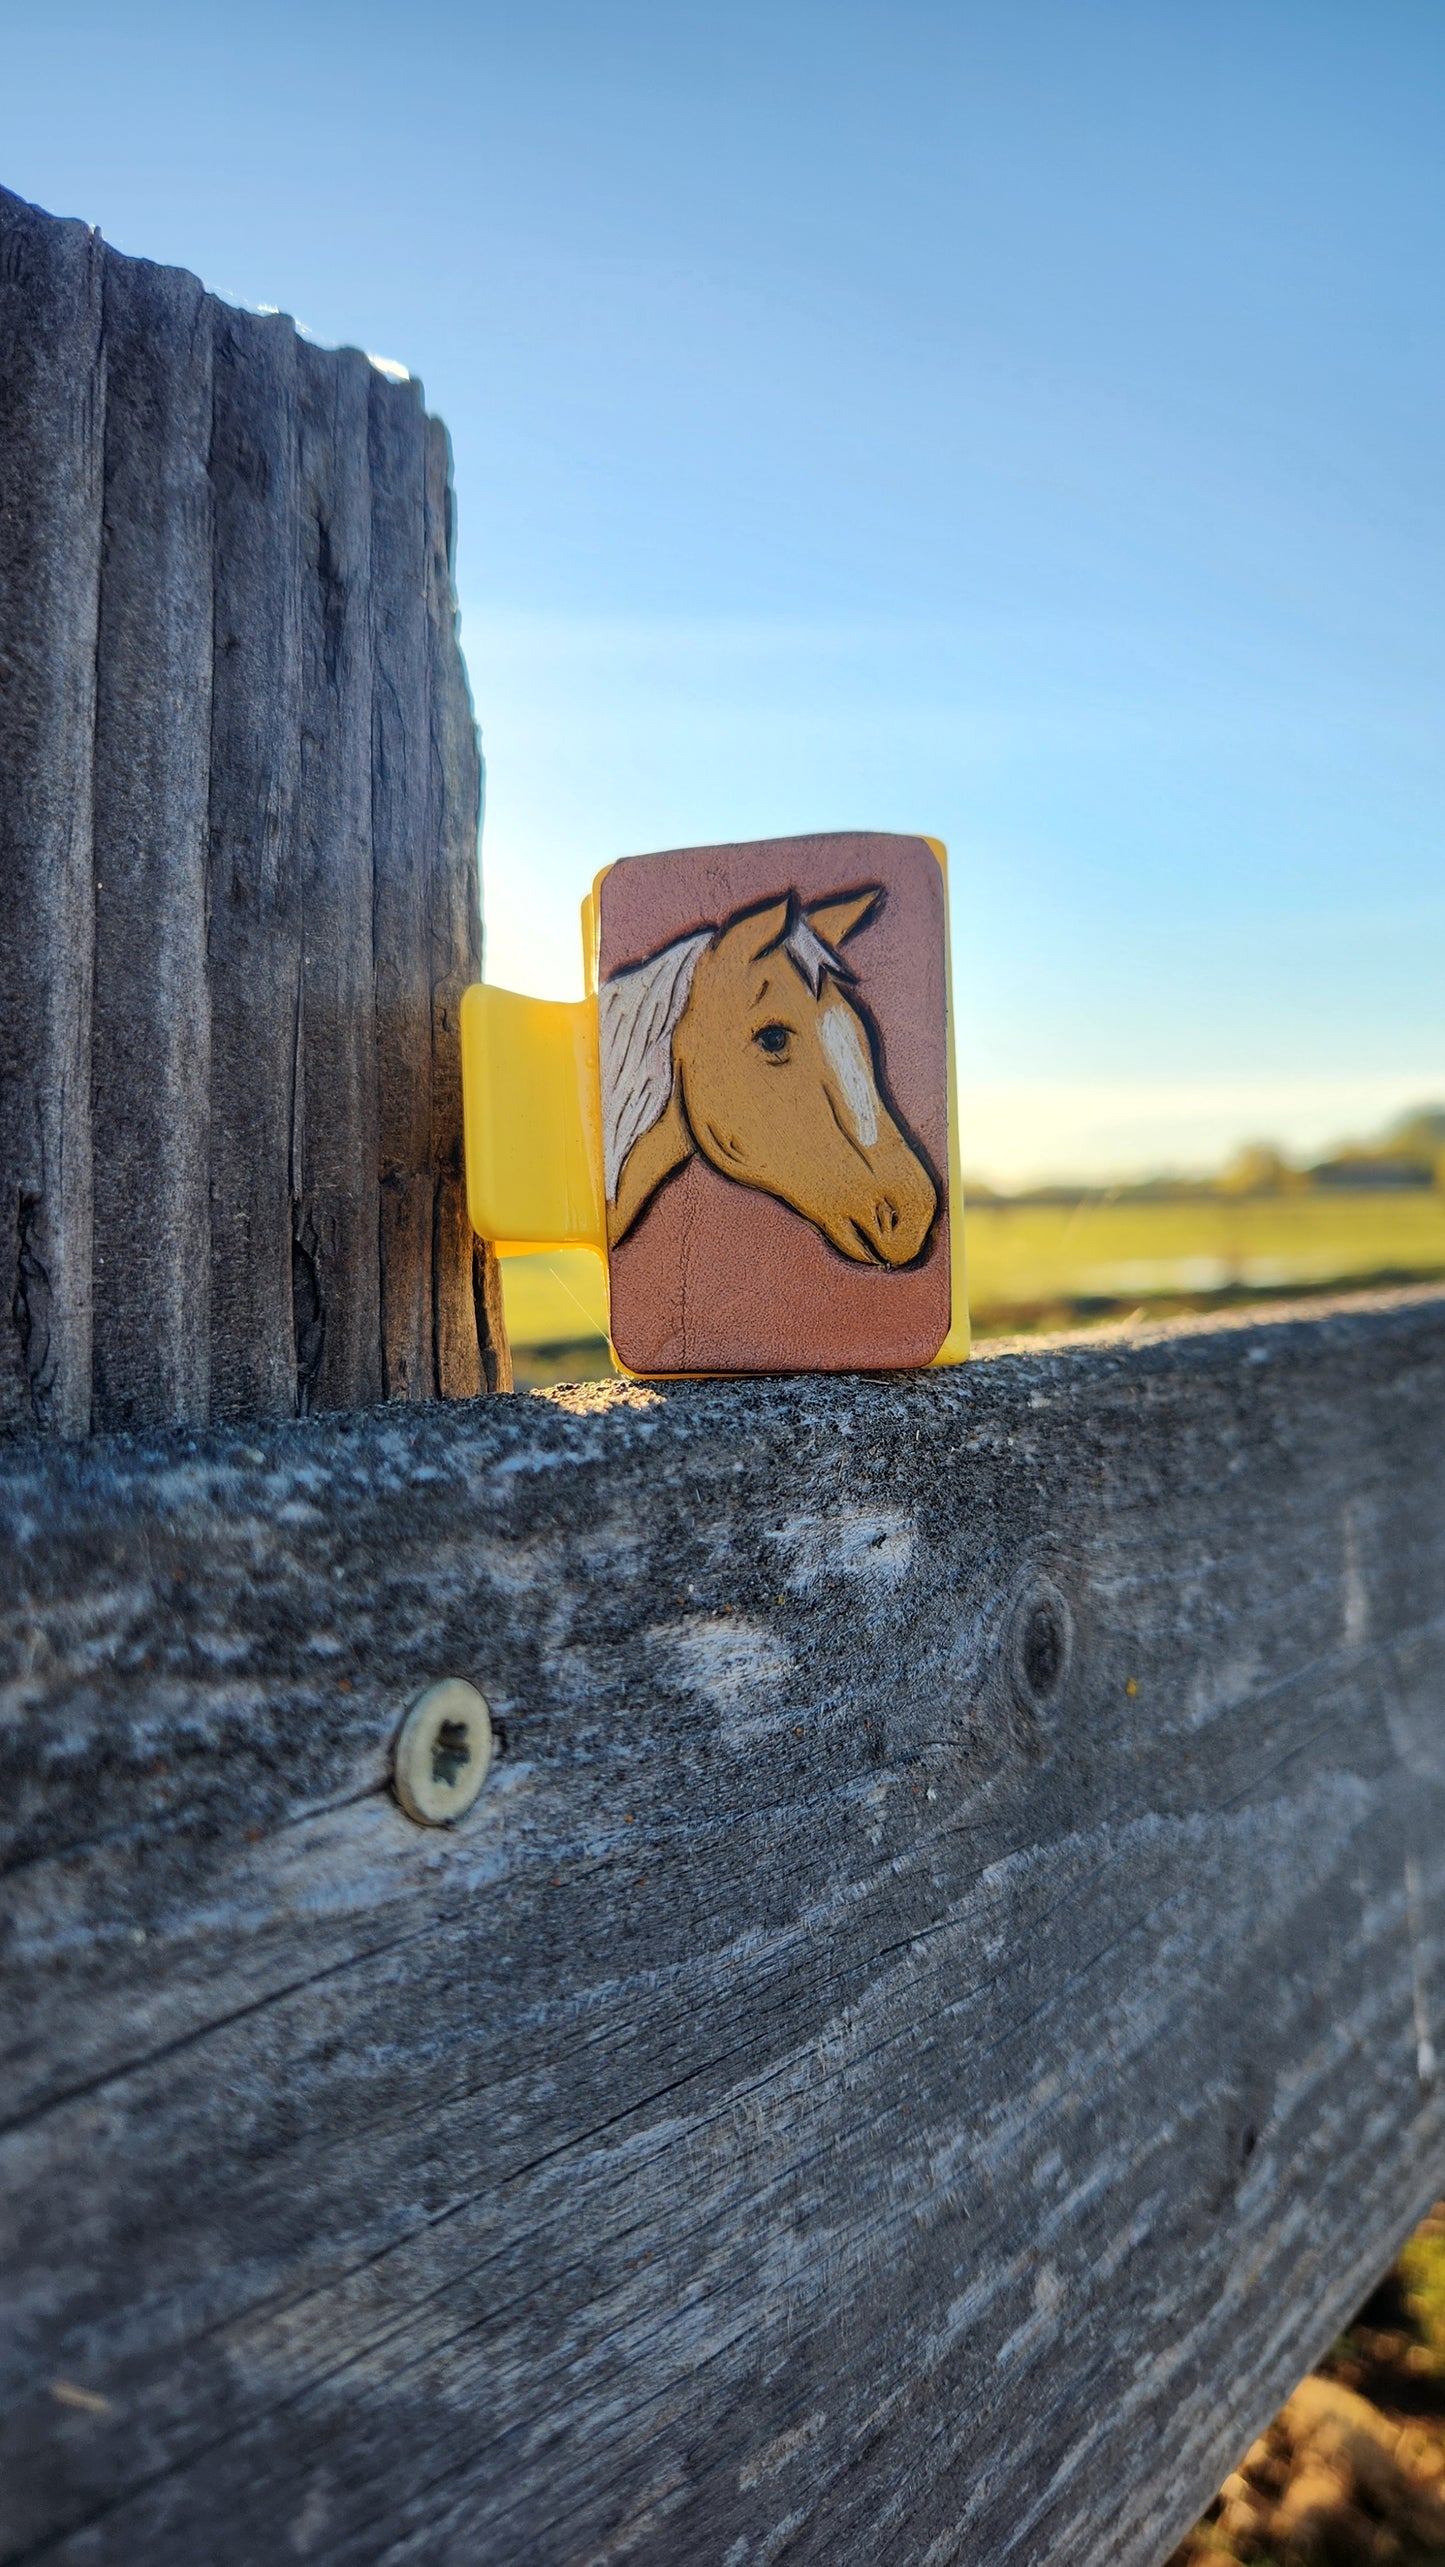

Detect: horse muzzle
836,1173,936,1267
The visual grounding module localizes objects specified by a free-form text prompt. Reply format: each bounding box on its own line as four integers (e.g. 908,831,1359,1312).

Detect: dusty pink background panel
599,832,951,1373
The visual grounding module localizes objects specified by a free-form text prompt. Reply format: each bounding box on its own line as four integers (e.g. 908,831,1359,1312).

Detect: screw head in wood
393,1679,494,1825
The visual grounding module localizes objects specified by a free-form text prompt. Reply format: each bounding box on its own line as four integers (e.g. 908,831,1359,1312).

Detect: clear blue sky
3,0,1441,1178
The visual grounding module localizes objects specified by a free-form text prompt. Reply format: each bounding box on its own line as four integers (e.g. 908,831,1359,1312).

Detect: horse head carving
600,886,938,1262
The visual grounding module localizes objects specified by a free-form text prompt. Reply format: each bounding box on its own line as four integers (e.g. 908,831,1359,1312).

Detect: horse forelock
780,909,853,996
599,929,712,1202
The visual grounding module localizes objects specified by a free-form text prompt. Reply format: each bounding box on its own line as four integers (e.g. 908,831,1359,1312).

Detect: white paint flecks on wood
1,1290,1442,2564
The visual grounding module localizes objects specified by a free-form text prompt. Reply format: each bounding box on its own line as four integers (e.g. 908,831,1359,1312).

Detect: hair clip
462,831,968,1376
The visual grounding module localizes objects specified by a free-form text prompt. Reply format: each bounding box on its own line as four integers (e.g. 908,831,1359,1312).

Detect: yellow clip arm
460,984,606,1258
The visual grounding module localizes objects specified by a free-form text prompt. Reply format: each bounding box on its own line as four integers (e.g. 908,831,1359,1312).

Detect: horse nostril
875,1199,899,1235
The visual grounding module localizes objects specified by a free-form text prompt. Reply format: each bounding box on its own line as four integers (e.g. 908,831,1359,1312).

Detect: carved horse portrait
599,886,938,1262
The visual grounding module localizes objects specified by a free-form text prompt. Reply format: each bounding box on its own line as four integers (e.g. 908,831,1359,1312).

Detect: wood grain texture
90,247,214,1431
369,372,436,1402
0,185,505,1438
295,340,382,1413
0,186,104,1439
3,1289,1442,2566
423,414,508,1395
206,304,304,1423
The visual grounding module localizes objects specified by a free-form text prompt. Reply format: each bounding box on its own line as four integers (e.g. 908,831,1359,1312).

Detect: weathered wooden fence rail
0,183,505,1438
3,1288,1444,2563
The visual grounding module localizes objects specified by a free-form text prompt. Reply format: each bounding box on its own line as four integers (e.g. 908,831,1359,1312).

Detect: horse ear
805,885,883,949
743,897,795,961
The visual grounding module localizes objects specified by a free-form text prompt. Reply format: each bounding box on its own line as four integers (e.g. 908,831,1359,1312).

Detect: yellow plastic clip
461,834,969,1377
460,987,605,1258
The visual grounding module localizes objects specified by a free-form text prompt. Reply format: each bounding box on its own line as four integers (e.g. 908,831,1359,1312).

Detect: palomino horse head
601,886,938,1264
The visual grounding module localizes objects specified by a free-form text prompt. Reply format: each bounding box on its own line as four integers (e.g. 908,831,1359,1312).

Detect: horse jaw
608,1085,694,1249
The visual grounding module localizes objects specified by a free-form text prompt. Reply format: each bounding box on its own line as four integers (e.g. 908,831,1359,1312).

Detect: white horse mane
599,906,851,1203
599,929,711,1203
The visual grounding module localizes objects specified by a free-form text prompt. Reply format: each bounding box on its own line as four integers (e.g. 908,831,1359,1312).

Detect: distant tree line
965,1107,1445,1204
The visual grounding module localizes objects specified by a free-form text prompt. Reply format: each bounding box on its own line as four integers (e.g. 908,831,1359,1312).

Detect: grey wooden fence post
0,183,509,1436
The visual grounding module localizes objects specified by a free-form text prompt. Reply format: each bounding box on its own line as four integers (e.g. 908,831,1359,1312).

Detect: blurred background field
503,1105,1445,1383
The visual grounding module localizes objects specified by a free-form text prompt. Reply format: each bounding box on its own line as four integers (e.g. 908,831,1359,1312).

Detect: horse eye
754,1022,791,1057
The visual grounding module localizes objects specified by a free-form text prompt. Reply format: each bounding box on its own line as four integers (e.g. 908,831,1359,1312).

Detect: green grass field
499,1189,1445,1380
961,1187,1445,1317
